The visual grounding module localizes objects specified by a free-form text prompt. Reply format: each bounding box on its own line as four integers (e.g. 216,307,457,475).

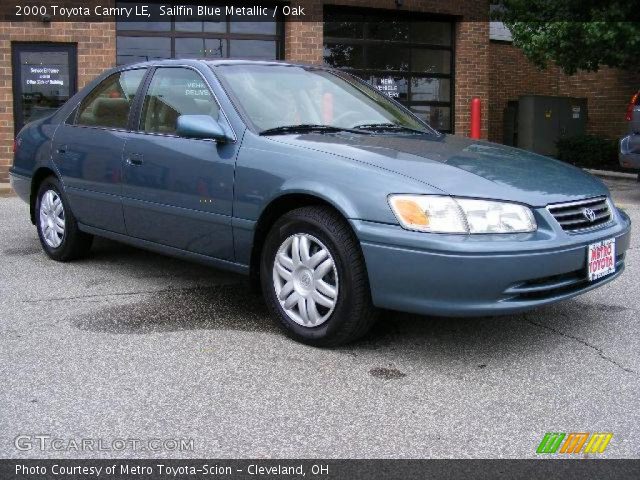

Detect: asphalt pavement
0,177,638,459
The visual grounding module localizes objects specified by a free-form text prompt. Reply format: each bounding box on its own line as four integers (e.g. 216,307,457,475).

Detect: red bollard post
470,97,481,139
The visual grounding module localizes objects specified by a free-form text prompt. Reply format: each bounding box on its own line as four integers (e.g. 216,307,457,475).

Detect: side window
140,68,221,135
75,69,146,129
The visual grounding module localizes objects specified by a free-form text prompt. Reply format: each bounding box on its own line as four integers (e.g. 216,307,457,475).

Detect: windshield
212,64,434,134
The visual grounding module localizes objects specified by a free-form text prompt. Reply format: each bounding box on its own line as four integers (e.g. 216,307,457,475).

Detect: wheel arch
248,192,358,288
30,167,58,224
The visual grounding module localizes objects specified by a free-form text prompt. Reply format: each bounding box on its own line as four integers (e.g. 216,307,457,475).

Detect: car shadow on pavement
66,238,636,375
71,284,274,334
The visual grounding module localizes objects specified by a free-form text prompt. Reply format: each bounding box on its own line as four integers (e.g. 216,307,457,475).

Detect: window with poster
11,43,77,133
323,7,454,133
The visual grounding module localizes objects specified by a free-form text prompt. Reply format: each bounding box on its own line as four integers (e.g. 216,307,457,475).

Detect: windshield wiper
259,124,366,136
352,123,426,134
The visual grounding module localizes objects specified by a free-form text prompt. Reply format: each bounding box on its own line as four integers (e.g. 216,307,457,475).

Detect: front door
12,43,77,133
121,67,237,260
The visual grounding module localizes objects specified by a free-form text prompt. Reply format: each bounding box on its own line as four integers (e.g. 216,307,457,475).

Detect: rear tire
35,176,93,261
261,206,377,346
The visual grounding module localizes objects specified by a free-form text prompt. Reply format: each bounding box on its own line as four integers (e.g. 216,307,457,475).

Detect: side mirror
176,115,230,142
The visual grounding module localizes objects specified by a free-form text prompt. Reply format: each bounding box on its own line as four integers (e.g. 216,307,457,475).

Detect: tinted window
140,68,220,135
229,40,277,60
410,22,452,45
412,49,451,74
323,44,364,69
411,77,450,102
116,5,282,66
174,5,227,33
116,36,171,65
230,10,277,34
412,105,451,131
76,69,146,128
175,38,226,59
324,12,364,39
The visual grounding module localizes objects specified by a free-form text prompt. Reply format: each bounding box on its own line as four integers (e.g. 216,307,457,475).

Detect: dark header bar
1,459,639,480
4,1,316,23
5,0,636,23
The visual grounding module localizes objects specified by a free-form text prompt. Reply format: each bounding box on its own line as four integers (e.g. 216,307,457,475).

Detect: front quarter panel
232,132,440,265
234,132,440,223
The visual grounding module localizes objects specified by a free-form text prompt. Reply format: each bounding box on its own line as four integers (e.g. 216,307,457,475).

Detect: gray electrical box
516,95,588,156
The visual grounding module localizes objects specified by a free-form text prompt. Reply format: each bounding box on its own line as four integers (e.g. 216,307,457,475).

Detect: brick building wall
1,0,492,189
0,19,116,185
2,3,639,190
489,40,640,144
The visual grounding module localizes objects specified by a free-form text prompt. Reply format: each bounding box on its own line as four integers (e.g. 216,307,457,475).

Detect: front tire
261,206,377,346
35,176,93,261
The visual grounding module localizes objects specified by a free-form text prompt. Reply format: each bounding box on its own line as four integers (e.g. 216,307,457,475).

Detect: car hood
269,132,609,207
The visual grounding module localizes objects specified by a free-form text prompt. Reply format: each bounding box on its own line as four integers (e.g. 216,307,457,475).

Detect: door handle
126,153,144,166
56,144,68,154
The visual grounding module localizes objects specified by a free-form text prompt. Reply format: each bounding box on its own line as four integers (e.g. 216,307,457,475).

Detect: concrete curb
585,168,638,181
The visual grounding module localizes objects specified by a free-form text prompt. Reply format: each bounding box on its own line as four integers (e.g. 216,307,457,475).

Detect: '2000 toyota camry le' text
10,60,631,346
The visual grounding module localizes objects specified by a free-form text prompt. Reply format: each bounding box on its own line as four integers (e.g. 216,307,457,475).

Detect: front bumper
353,207,631,317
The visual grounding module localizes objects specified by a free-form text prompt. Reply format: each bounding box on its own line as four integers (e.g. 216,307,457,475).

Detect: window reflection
230,40,277,60
410,22,452,45
412,105,451,131
411,78,450,102
368,20,409,42
324,7,453,132
412,49,451,74
116,4,280,65
116,36,171,64
230,10,277,34
324,44,364,69
366,45,410,71
205,39,226,58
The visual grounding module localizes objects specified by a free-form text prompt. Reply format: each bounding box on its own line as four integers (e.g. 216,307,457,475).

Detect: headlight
388,195,537,234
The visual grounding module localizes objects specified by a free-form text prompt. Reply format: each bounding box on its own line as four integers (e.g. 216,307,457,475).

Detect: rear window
73,69,146,129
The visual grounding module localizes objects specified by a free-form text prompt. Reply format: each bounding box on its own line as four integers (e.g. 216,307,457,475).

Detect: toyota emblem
583,207,597,222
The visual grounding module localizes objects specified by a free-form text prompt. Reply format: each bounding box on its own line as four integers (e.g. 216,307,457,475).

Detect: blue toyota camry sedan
10,60,631,346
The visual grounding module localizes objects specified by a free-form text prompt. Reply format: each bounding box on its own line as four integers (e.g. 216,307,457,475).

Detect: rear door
52,68,147,233
120,66,237,260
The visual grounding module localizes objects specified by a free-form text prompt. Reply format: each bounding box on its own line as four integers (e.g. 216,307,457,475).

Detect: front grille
547,197,612,232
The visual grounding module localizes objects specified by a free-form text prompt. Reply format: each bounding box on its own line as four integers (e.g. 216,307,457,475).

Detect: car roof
118,58,327,70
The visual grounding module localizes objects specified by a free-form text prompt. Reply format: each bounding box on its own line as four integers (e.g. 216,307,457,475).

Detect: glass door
11,43,77,132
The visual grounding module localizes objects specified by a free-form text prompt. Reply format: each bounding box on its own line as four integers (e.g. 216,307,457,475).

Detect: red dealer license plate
587,238,616,281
